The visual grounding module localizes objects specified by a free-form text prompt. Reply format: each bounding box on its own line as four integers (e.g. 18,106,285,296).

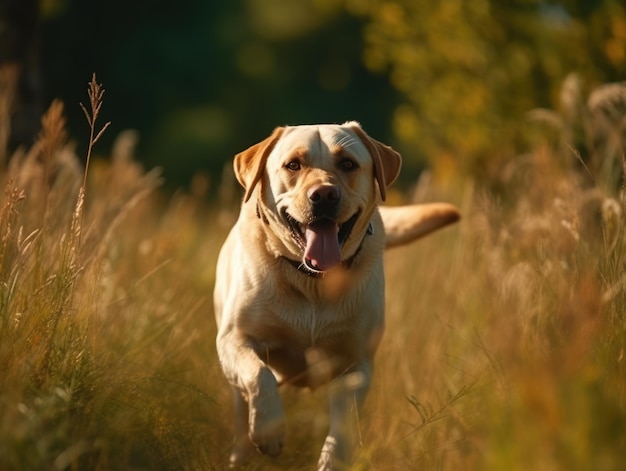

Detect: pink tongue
304,221,341,271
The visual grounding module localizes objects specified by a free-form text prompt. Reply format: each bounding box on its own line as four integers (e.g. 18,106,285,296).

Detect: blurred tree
0,0,42,153
11,0,623,189
36,0,400,188
343,0,626,180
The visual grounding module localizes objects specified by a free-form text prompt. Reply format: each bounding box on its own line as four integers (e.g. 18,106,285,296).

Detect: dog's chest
252,301,362,387
248,263,385,350
271,298,355,346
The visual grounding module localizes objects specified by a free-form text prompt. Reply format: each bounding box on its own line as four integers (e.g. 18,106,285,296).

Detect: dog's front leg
317,361,372,471
217,330,285,463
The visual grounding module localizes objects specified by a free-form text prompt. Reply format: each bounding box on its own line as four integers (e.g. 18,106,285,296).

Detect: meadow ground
0,78,625,470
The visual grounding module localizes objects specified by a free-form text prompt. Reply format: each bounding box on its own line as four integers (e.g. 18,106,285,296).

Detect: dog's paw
248,395,285,456
228,436,256,468
249,416,285,456
248,372,286,457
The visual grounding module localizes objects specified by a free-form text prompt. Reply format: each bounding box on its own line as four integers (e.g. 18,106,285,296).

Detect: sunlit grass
0,75,229,470
0,73,624,470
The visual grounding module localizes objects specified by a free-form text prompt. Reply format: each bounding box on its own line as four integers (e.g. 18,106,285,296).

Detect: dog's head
234,121,401,274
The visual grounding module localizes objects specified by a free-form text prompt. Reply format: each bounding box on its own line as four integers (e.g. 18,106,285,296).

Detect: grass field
0,77,625,470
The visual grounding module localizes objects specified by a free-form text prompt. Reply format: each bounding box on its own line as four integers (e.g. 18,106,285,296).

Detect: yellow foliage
355,0,626,178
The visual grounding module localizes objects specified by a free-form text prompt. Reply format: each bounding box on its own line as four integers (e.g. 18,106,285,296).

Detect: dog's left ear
234,127,285,202
348,123,402,202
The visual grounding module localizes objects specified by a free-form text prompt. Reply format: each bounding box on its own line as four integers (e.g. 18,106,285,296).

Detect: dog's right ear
234,127,284,202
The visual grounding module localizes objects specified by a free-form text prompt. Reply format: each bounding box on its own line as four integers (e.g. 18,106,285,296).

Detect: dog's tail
380,203,460,249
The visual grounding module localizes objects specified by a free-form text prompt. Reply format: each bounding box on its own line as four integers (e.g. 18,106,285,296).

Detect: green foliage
37,0,399,187
6,0,624,189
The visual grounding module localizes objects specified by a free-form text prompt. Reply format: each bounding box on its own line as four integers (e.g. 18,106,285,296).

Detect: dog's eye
338,158,358,172
285,160,301,171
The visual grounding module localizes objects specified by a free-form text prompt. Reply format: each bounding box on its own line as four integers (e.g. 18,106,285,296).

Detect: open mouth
282,209,360,272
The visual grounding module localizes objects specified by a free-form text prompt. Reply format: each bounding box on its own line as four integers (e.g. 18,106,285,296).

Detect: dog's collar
281,222,374,279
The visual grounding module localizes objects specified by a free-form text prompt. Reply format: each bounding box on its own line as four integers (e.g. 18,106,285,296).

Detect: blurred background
2,0,625,190
1,3,625,469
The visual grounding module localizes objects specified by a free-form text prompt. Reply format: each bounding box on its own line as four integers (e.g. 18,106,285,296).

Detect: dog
214,122,459,469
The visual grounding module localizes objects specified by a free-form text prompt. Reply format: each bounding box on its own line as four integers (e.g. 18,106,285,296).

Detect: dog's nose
308,185,341,206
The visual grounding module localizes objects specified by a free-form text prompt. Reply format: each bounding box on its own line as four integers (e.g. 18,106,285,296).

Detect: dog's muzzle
282,209,361,273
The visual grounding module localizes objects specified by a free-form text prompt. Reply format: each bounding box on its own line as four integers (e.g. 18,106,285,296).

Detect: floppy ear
349,124,402,201
234,127,284,202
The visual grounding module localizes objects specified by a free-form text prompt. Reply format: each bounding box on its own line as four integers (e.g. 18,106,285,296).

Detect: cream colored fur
214,122,459,470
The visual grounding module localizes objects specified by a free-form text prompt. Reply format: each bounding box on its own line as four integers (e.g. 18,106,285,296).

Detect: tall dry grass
0,73,229,470
364,76,626,470
0,71,624,470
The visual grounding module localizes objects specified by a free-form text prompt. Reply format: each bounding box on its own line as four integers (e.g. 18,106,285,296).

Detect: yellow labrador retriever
214,122,459,469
